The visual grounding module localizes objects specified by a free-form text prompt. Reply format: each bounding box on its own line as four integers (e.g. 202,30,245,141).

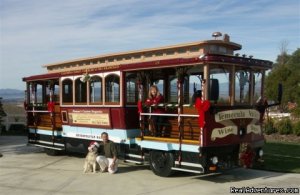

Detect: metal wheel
149,150,174,177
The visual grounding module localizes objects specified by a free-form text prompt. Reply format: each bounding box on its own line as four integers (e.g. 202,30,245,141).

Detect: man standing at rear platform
96,132,118,174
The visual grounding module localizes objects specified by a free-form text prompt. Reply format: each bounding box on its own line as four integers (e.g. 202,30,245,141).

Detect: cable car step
171,167,203,174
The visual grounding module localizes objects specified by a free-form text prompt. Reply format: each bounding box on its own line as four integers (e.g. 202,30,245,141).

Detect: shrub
293,121,300,136
264,118,277,135
291,107,300,119
275,118,293,135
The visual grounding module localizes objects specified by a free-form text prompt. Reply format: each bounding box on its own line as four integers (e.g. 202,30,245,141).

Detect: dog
83,141,99,173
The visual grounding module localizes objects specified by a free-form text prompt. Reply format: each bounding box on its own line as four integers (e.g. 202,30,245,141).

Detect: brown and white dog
83,141,99,173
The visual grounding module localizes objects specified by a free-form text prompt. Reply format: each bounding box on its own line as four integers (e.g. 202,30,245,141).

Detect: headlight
211,156,218,165
259,149,264,157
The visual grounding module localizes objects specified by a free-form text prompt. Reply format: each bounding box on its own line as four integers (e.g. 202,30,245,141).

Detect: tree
0,97,7,131
277,40,290,66
265,48,300,114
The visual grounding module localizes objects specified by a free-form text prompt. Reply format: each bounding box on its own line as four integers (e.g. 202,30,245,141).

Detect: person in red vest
145,85,164,136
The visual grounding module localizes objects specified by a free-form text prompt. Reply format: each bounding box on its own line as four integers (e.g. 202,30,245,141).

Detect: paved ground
0,136,299,195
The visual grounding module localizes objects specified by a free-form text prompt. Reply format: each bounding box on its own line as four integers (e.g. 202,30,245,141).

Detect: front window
209,66,231,104
235,69,250,104
189,75,202,105
253,71,263,103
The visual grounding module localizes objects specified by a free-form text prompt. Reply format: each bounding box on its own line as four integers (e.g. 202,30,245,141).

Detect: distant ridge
0,88,24,102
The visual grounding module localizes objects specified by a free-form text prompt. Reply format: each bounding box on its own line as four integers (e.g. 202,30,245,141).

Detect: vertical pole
177,68,184,165
230,66,235,106
261,71,265,98
200,80,204,148
203,65,209,100
48,82,55,145
49,82,55,130
31,83,37,141
138,81,144,137
137,73,145,163
201,65,209,148
249,71,254,105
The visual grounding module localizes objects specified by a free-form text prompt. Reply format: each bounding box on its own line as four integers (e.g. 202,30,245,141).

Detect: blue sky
0,0,299,90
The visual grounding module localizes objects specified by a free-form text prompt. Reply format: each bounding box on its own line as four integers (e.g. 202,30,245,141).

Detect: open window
45,80,60,103
168,76,189,104
126,73,137,104
189,74,202,105
36,83,44,104
53,82,60,102
154,79,164,97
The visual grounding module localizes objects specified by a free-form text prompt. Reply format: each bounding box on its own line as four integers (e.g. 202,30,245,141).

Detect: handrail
149,103,193,107
140,112,198,117
27,110,50,113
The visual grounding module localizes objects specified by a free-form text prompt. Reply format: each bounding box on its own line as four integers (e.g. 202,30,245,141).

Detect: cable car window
90,76,102,104
209,66,230,104
105,75,120,104
253,71,262,103
75,78,87,104
126,73,137,103
169,76,189,104
53,83,60,102
62,79,73,103
189,75,202,105
36,83,44,103
235,69,250,104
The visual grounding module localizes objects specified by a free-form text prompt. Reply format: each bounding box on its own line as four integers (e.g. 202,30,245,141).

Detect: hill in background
0,89,24,103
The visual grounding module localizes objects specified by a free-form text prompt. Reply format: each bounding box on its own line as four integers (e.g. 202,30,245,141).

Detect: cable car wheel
149,150,174,177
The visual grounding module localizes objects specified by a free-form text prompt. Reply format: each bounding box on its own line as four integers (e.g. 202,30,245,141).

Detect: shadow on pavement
193,168,284,183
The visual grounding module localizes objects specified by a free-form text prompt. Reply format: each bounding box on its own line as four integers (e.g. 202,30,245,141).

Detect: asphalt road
0,136,299,195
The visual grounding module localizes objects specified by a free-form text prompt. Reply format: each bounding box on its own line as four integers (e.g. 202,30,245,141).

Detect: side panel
28,128,65,150
204,108,264,148
60,107,138,130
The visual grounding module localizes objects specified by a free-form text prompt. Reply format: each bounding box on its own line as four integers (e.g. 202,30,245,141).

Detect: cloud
0,0,299,89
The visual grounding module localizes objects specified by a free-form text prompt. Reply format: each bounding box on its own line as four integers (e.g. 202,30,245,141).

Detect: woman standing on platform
145,85,164,136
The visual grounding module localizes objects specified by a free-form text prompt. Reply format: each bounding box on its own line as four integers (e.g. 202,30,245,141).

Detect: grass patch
258,141,300,173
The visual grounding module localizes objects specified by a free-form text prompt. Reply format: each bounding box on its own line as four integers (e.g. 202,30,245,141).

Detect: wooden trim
28,125,58,130
140,136,200,145
89,102,103,105
104,102,120,105
61,102,73,105
74,102,88,105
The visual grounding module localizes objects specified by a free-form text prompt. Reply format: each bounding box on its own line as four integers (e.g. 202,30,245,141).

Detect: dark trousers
151,115,164,136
